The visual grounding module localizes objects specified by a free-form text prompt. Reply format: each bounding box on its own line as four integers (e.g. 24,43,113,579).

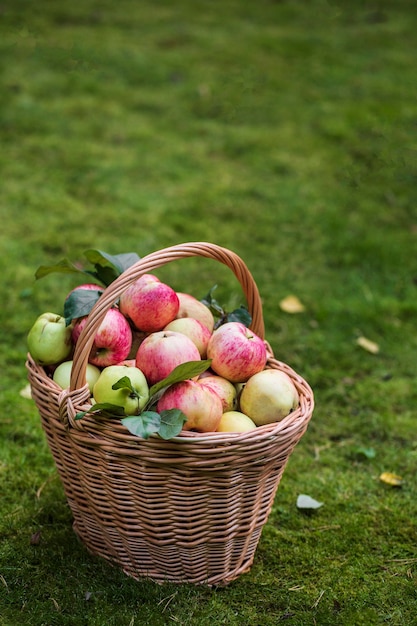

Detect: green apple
216,410,257,433
239,369,299,426
53,360,101,393
93,365,150,415
27,312,73,365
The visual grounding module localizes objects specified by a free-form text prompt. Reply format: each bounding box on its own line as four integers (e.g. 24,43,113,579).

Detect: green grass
1,0,417,624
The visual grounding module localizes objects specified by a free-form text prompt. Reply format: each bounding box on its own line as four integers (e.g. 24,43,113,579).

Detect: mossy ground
1,1,417,624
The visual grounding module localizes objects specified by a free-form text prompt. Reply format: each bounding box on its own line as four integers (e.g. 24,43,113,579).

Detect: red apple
197,374,237,412
119,274,179,332
135,330,201,385
206,322,267,383
176,292,215,332
157,380,223,432
72,308,132,367
163,317,212,358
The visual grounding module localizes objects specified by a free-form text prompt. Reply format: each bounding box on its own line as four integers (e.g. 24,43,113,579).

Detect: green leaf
225,305,252,327
353,446,376,460
121,411,161,439
158,409,188,439
63,288,103,325
84,250,140,286
112,376,135,393
201,285,225,316
35,258,92,281
149,360,212,397
75,402,127,420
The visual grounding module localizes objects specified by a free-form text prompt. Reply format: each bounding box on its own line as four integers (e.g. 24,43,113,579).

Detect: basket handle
70,242,265,391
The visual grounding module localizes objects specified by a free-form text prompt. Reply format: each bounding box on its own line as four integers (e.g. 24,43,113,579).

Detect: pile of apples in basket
27,250,299,439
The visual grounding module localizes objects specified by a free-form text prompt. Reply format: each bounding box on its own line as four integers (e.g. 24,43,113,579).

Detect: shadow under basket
26,242,314,586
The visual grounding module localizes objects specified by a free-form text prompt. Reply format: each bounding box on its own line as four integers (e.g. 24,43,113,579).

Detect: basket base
73,518,259,586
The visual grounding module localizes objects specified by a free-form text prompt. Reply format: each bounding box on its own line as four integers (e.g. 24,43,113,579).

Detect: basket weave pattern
27,242,314,586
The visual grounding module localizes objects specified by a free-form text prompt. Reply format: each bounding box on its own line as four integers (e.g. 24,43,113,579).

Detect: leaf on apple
201,285,224,316
83,250,140,286
35,258,89,280
158,409,188,439
121,411,161,439
75,402,127,421
201,285,252,328
111,376,136,393
64,288,103,325
35,250,141,287
149,360,212,397
226,305,252,326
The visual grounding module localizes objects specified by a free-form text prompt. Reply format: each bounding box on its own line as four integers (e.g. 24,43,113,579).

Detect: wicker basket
26,242,314,586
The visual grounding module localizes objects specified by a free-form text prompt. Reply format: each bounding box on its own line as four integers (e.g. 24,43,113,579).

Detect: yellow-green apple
53,360,101,392
163,317,212,358
206,322,267,383
27,312,73,365
135,330,201,385
216,410,257,433
239,369,299,425
175,292,215,332
197,374,237,412
72,308,132,367
119,274,179,332
93,365,149,415
157,380,223,432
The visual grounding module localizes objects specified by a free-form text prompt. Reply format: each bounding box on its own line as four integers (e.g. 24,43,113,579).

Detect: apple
176,292,215,332
119,274,179,332
206,322,267,383
135,330,201,385
239,369,299,426
216,410,257,433
163,317,212,358
93,365,149,415
53,360,101,393
72,308,132,367
157,380,223,432
116,359,136,367
27,312,73,365
197,374,237,412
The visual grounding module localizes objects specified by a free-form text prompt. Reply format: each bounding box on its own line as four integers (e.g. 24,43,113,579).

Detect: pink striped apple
197,374,237,412
157,380,223,432
135,330,201,385
206,322,267,383
72,308,132,367
175,292,215,332
119,274,179,332
164,317,212,358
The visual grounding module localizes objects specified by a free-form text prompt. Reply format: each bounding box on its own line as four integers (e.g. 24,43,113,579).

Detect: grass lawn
1,0,417,624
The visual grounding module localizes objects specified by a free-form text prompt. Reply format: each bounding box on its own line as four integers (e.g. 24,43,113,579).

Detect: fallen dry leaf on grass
19,384,32,399
379,472,403,487
296,494,324,510
279,295,305,313
356,336,379,354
